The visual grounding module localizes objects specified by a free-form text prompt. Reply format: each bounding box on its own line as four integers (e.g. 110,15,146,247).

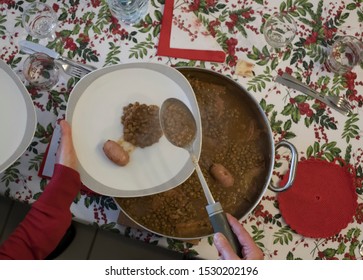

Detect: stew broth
115,69,271,238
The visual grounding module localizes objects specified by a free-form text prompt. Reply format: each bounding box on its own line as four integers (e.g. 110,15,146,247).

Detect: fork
19,44,91,79
56,61,89,79
327,95,353,113
276,73,353,115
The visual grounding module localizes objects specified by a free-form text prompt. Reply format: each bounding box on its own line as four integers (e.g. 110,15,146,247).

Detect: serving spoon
160,98,242,258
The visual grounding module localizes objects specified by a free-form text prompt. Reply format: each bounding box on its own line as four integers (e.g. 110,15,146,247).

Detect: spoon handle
192,157,243,257
193,157,216,205
206,202,243,258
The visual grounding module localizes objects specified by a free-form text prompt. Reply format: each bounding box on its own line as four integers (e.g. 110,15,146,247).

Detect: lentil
121,102,162,148
161,101,196,148
116,71,270,238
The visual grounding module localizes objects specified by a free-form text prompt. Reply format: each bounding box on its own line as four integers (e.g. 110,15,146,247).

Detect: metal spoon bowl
160,98,212,204
160,98,243,258
159,98,197,152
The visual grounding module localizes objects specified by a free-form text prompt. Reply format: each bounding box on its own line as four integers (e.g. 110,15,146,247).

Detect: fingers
214,232,240,260
55,120,78,170
214,213,264,260
226,213,264,260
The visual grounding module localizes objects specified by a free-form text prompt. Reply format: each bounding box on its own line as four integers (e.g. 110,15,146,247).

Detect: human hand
55,120,78,170
214,213,264,260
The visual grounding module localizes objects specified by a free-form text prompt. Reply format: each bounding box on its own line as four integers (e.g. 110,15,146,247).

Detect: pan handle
268,140,298,192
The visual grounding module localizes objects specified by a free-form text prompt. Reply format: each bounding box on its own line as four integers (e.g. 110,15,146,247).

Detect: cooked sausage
103,140,129,166
210,163,234,187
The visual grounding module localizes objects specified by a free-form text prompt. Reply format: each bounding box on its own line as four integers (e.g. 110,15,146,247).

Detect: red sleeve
0,164,81,260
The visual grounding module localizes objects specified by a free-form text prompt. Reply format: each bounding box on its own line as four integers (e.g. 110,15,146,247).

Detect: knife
41,123,61,178
275,73,347,115
19,40,97,73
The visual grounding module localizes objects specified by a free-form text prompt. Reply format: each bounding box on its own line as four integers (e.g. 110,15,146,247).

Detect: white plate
0,60,37,173
66,63,202,197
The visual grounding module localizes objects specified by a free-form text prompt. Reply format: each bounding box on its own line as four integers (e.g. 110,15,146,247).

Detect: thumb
56,120,77,170
214,232,240,260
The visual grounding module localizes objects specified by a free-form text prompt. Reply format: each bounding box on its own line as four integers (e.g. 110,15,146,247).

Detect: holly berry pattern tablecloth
1,0,363,260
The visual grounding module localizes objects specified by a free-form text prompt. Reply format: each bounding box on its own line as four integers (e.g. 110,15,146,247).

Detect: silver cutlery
275,73,352,115
56,61,89,79
19,40,97,74
325,95,353,113
41,123,61,178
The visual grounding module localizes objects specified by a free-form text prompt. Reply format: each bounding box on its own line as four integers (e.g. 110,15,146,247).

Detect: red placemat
277,159,358,238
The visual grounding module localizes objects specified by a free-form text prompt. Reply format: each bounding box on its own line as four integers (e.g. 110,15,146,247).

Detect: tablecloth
1,0,363,260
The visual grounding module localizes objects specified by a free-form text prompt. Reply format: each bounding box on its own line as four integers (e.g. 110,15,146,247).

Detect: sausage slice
210,163,234,187
103,140,130,166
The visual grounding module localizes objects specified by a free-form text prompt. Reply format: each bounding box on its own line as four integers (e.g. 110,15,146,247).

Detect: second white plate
0,60,37,173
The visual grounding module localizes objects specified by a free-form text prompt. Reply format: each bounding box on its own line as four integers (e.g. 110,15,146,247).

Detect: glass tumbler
22,2,58,40
23,53,59,89
263,12,297,48
325,35,363,75
106,0,149,25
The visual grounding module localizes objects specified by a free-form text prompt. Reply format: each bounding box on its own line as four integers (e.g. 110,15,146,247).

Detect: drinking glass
263,12,297,48
23,53,59,89
106,0,149,25
22,2,58,40
325,35,363,75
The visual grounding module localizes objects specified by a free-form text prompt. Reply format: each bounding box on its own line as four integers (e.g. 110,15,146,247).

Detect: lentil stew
115,68,273,239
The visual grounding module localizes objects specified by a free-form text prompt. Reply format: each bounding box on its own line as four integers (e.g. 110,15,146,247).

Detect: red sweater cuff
34,164,81,212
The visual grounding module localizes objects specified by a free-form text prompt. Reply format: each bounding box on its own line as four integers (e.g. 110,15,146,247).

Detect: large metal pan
115,67,297,240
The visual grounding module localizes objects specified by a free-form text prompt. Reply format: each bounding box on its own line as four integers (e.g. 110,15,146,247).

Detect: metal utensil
19,40,97,73
41,123,61,178
160,98,243,258
276,73,352,115
56,61,89,79
326,95,353,113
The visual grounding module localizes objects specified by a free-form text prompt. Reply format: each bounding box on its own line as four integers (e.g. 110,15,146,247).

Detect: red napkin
157,0,226,62
277,158,358,238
